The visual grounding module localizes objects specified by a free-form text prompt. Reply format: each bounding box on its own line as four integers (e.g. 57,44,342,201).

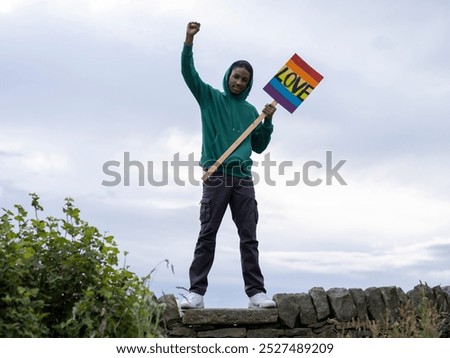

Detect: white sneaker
248,292,276,308
180,292,204,309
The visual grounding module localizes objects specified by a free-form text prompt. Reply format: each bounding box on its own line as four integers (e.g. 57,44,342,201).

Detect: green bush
0,194,164,337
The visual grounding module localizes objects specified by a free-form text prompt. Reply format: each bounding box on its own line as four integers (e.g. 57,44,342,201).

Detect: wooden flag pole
202,100,278,182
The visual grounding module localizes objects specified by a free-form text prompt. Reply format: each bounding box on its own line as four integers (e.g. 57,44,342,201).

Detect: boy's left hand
262,103,276,120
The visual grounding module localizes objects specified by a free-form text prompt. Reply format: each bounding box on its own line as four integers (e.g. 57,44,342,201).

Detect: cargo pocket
254,199,259,225
199,197,212,223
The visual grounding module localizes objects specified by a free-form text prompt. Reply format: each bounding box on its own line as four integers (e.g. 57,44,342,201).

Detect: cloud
0,0,36,13
251,151,450,250
264,237,450,275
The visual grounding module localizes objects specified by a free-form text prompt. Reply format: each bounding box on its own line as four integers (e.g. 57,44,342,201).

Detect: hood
222,62,253,101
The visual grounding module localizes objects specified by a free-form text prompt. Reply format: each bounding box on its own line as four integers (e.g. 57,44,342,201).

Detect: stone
182,308,278,325
313,324,339,338
365,287,386,321
273,293,301,328
284,328,311,337
433,285,450,312
167,326,196,337
307,320,328,329
157,294,181,329
247,328,284,338
396,287,409,305
298,293,318,325
192,324,215,331
440,314,450,338
442,286,450,295
380,286,401,321
197,327,246,338
309,287,330,321
326,288,357,321
349,288,367,321
407,283,435,307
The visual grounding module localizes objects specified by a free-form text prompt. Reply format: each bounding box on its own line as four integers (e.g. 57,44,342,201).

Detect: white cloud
0,134,70,188
253,153,450,249
426,270,450,283
264,237,450,275
0,0,36,13
23,152,68,173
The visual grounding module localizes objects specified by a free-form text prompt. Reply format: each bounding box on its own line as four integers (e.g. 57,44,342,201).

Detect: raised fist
186,21,201,36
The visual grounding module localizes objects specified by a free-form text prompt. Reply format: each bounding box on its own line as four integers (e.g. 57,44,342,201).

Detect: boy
180,21,276,308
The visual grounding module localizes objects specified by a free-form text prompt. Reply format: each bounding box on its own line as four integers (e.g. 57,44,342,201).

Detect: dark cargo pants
188,172,266,297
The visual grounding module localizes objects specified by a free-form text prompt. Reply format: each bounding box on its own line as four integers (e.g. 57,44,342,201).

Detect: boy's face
228,67,251,95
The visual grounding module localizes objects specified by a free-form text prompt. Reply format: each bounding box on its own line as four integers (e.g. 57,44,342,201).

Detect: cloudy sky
1,0,449,308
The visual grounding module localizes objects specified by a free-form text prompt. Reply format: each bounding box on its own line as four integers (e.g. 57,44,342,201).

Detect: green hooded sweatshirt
181,43,274,179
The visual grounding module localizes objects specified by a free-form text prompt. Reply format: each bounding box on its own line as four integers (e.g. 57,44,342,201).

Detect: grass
334,287,444,338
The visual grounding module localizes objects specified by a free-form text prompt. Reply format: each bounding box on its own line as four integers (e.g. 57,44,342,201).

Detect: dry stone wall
157,284,450,338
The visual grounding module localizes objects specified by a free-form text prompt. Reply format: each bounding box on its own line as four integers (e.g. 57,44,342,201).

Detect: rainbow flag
263,53,323,113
